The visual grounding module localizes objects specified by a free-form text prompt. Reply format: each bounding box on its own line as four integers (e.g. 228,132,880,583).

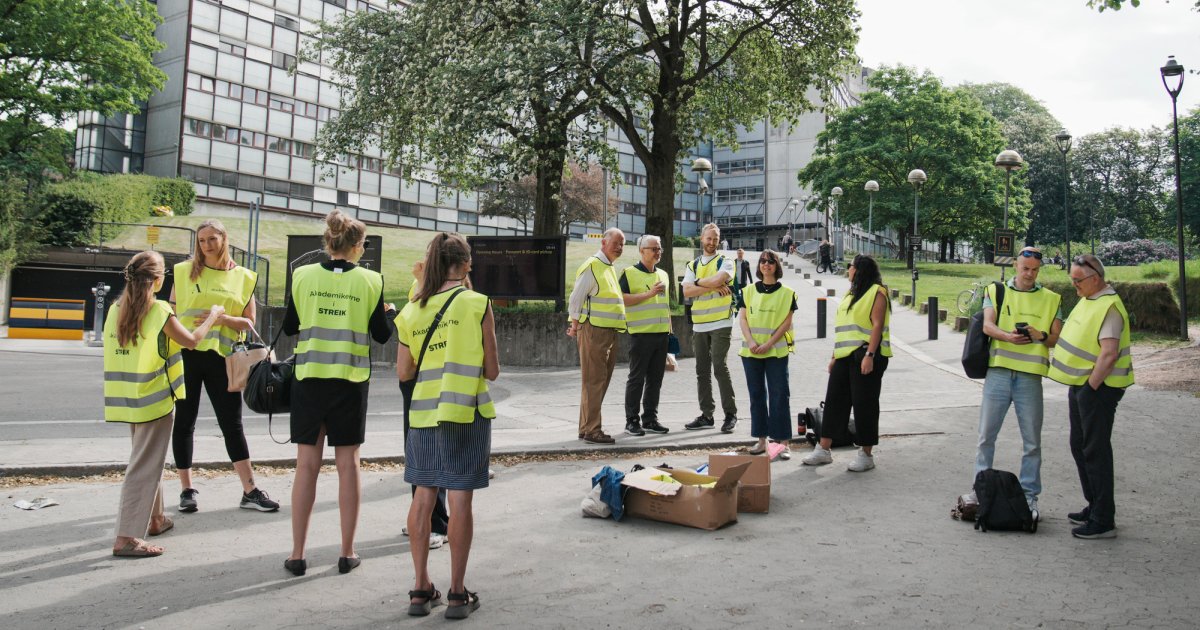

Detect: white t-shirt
683,253,735,332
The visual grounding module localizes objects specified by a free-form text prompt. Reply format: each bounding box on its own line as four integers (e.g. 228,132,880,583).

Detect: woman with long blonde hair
169,219,278,513
105,251,223,557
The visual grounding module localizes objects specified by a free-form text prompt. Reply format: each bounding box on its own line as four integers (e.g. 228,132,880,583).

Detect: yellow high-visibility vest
833,284,892,359
292,263,383,382
1048,293,1134,388
738,284,795,359
173,262,256,357
622,265,670,334
400,288,496,428
688,255,733,325
103,300,184,423
987,283,1061,376
575,256,626,330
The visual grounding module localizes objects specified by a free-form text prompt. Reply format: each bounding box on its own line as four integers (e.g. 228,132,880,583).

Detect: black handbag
243,325,294,443
961,282,1005,379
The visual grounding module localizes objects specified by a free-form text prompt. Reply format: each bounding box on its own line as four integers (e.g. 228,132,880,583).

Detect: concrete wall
258,308,696,368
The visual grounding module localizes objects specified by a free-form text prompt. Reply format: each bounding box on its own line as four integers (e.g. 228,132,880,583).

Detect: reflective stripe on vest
403,289,496,428
833,284,892,359
292,264,382,382
623,266,670,334
172,262,257,357
688,255,732,324
738,284,795,359
1047,293,1134,387
987,283,1061,376
103,300,185,423
576,256,626,330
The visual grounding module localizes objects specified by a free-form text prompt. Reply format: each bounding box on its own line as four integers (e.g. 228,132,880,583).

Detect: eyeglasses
1071,274,1096,286
1019,250,1043,260
1074,255,1100,275
759,259,777,265
642,247,662,252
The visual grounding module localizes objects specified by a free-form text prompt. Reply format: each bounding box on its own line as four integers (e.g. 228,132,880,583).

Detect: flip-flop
113,539,164,558
148,516,174,536
445,589,479,620
407,584,442,616
747,444,767,455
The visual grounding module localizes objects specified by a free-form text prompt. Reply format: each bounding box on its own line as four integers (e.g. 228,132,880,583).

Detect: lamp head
1161,55,1185,98
690,157,712,174
831,186,843,198
864,180,879,193
996,149,1025,169
907,169,927,187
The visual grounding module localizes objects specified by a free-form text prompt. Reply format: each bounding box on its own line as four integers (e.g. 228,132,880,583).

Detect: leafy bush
672,235,692,247
39,188,100,246
1042,280,1181,333
40,173,195,245
1100,217,1139,242
152,178,195,215
1096,239,1179,266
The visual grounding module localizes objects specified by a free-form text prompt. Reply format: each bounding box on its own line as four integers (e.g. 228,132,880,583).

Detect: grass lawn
101,214,697,306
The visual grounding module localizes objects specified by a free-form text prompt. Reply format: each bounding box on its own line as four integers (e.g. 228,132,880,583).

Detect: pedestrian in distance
105,251,224,557
1049,254,1135,540
732,248,753,314
803,254,891,471
973,247,1063,519
817,238,833,274
620,234,672,437
738,250,796,459
282,210,396,576
169,219,278,514
567,228,627,444
397,232,499,619
682,223,739,433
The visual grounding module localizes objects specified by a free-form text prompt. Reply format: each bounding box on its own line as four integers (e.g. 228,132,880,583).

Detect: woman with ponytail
170,219,277,513
105,251,223,557
282,210,395,576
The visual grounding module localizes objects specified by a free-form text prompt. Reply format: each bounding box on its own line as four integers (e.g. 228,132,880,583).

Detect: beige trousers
577,322,618,436
115,412,174,539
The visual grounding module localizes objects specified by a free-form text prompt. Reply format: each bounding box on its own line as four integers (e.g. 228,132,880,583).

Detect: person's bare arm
1089,337,1120,390
163,306,223,349
482,304,500,381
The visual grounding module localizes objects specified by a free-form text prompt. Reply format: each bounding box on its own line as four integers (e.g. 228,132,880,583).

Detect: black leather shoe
642,420,670,434
284,558,306,576
624,419,645,436
338,556,361,574
720,414,738,433
1067,507,1091,525
684,415,714,430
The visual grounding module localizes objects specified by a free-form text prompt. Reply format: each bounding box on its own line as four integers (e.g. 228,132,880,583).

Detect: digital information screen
467,235,567,305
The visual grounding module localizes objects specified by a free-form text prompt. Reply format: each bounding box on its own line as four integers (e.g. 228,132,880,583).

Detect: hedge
1041,281,1181,333
40,173,196,246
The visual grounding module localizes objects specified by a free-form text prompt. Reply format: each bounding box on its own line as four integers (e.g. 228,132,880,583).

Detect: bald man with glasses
1048,254,1135,539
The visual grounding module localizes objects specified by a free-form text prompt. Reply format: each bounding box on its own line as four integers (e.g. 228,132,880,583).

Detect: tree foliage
0,177,44,270
798,67,1022,262
0,0,165,159
38,173,195,246
1088,0,1200,11
1177,107,1200,244
1070,127,1170,241
481,162,615,234
309,0,634,236
596,0,859,294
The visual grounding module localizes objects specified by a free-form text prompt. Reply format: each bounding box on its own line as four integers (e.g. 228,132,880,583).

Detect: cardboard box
708,454,771,513
621,462,750,530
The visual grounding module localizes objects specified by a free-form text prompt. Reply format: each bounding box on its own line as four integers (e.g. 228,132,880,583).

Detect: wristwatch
865,350,876,358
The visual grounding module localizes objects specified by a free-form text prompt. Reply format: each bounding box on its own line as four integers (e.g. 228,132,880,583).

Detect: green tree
0,177,45,271
481,162,615,235
0,0,165,163
798,66,1021,264
1088,1,1200,11
310,0,632,236
596,0,858,293
1071,127,1171,241
1176,107,1200,245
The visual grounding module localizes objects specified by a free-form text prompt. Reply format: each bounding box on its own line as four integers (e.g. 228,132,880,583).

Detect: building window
273,14,300,30
272,51,297,70
457,211,478,225
336,190,349,205
218,41,246,57
715,186,764,202
715,158,764,175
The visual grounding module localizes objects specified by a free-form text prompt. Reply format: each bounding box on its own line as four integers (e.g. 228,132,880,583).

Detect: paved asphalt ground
1,252,1198,628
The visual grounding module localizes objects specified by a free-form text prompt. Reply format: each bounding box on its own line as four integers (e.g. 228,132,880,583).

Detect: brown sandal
407,583,442,616
148,516,174,536
113,539,164,558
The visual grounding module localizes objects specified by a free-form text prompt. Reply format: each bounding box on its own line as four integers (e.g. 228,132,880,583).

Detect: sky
855,0,1200,137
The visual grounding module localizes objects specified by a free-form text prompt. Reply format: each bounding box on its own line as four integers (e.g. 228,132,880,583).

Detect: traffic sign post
993,228,1016,267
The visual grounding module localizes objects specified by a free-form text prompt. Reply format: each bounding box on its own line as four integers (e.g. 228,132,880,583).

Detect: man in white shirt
682,224,738,432
567,228,626,444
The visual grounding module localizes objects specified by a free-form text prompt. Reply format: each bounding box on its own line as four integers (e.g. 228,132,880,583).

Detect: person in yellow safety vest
105,251,224,558
737,250,797,459
973,247,1063,520
803,254,892,472
620,234,672,437
281,210,396,577
682,223,739,433
396,232,499,619
169,219,278,514
1050,254,1135,540
567,227,626,445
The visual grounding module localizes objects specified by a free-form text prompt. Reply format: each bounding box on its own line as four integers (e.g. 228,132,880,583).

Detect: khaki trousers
577,322,618,436
115,412,174,538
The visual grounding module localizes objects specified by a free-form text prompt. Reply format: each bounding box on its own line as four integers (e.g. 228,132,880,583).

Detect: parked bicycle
957,281,989,315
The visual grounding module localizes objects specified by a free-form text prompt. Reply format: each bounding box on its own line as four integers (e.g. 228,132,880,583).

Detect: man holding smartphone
973,246,1063,519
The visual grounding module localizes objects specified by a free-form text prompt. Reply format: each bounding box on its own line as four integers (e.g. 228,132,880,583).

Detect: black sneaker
624,419,645,436
179,488,199,513
1067,507,1091,526
720,414,739,433
642,420,670,434
240,487,280,512
1071,521,1117,539
684,415,715,430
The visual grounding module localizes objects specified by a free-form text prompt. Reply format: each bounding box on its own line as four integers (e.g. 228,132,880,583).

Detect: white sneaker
428,533,448,549
801,446,832,466
847,449,875,472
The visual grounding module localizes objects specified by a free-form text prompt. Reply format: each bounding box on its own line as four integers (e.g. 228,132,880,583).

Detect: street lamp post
1161,55,1189,340
1054,131,1073,268
865,180,879,257
907,169,926,305
831,186,843,262
995,149,1024,281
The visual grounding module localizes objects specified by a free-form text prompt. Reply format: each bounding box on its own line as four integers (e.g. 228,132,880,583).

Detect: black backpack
961,282,1005,379
800,402,856,448
973,469,1037,533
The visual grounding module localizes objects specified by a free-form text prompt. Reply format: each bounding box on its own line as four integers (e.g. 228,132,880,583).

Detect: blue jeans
742,356,791,442
975,367,1043,506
